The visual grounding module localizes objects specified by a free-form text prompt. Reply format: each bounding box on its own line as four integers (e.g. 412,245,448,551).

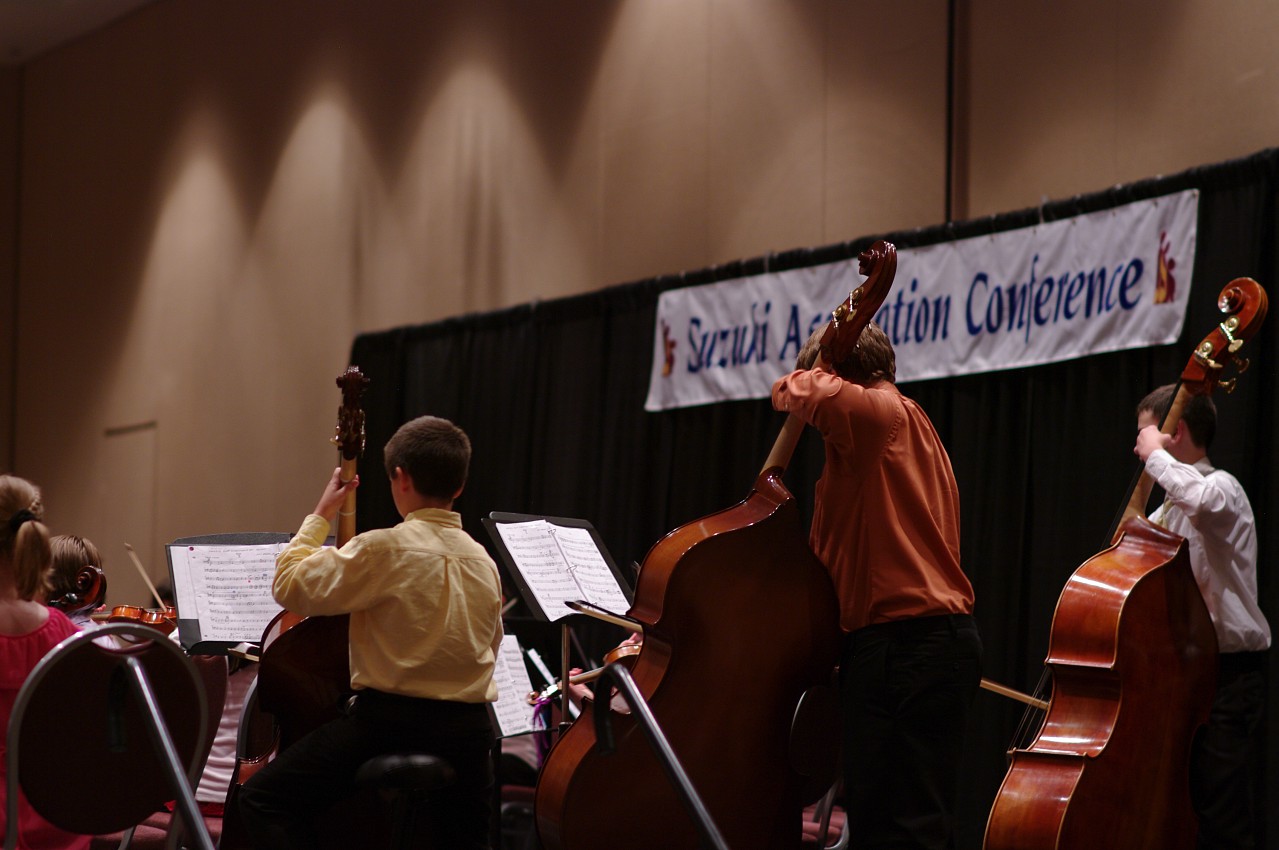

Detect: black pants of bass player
237,688,495,850
841,613,982,850
1192,649,1268,850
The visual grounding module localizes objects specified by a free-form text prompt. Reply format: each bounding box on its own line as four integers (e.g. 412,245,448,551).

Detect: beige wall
961,0,1279,217
1,65,16,472
6,0,1279,605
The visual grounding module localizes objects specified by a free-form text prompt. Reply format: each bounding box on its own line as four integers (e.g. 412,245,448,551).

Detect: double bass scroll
332,366,369,547
1116,277,1268,533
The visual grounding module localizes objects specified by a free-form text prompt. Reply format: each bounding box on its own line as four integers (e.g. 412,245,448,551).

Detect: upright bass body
983,517,1217,849
535,469,842,850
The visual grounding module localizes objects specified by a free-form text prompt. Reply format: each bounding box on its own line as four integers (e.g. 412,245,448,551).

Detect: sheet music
491,635,537,737
493,519,629,622
169,543,286,643
553,525,632,614
494,520,585,621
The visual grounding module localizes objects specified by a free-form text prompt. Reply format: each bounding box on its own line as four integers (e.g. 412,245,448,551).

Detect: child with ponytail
0,475,87,850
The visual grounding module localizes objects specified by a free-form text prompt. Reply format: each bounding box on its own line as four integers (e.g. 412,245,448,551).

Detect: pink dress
0,608,89,850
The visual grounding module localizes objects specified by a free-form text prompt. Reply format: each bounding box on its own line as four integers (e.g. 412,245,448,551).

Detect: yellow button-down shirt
274,508,503,702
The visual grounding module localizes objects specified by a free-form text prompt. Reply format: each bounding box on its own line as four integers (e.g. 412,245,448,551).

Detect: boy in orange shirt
773,324,980,850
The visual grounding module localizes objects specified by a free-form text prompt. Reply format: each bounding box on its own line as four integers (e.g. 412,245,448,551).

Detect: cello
536,241,897,850
983,277,1268,849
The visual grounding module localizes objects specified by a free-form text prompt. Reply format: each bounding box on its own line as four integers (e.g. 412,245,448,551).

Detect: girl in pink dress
0,475,86,850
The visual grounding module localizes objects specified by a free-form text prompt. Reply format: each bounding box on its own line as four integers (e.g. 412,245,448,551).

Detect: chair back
5,624,208,844
187,654,229,783
216,673,276,850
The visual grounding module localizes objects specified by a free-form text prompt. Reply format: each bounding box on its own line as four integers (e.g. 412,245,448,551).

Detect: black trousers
1192,650,1268,850
840,613,983,850
238,689,495,850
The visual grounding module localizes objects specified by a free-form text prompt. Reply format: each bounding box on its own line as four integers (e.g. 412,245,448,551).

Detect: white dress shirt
1146,450,1271,653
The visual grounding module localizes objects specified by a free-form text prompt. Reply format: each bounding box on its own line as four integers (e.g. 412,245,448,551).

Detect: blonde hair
0,475,52,601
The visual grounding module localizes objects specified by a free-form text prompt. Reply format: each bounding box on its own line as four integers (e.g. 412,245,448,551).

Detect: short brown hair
831,321,896,384
795,321,897,383
383,416,472,500
1136,384,1216,450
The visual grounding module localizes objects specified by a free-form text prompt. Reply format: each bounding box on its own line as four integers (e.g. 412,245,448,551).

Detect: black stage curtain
350,148,1279,849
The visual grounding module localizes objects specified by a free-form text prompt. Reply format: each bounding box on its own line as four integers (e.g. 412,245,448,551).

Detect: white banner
645,189,1198,411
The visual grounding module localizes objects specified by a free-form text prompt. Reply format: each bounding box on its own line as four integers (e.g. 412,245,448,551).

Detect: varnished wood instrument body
983,518,1216,848
535,469,841,850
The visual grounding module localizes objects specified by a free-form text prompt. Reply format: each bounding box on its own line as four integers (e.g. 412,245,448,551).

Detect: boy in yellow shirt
238,415,503,849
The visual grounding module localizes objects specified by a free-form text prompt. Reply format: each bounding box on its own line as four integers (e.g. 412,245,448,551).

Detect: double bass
220,366,371,850
983,278,1268,849
536,242,897,850
253,366,368,748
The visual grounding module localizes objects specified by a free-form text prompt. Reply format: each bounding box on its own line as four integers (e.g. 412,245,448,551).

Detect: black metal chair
4,624,215,850
102,653,231,850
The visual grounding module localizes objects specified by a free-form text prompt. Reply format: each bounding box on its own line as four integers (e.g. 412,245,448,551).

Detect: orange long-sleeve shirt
772,370,973,631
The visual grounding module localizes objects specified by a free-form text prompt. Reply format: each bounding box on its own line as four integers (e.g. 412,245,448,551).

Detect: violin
528,640,642,705
91,604,179,636
85,543,178,634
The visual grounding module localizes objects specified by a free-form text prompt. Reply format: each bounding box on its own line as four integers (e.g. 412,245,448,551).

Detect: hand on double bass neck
312,467,359,524
1133,424,1171,461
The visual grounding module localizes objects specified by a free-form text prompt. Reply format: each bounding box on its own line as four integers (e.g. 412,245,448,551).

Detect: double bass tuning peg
1220,353,1251,393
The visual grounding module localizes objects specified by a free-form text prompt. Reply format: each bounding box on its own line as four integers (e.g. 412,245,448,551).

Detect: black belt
848,612,976,647
1218,649,1268,677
